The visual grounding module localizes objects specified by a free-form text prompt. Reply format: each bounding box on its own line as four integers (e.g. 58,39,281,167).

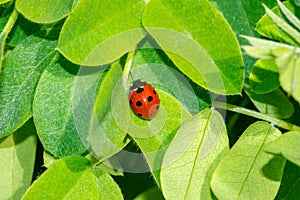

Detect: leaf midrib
237,126,272,198
183,109,212,199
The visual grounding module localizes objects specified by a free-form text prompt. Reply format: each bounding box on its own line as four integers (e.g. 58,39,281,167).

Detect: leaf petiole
212,101,300,131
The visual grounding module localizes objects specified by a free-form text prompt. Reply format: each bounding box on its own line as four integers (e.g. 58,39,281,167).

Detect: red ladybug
128,79,160,120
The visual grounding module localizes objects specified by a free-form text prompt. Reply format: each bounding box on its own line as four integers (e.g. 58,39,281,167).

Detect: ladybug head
130,79,147,90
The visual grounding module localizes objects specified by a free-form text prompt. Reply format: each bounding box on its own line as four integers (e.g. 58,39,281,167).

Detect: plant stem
122,51,135,86
0,9,18,71
212,101,300,131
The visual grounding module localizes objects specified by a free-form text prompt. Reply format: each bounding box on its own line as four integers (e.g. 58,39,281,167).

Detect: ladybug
128,79,160,120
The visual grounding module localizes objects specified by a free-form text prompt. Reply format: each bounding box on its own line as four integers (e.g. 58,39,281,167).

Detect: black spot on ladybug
153,90,157,94
136,101,142,107
148,96,153,102
130,100,133,104
156,105,159,110
138,113,142,117
137,87,144,93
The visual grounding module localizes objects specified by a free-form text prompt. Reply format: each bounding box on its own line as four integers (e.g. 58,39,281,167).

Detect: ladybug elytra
128,79,160,120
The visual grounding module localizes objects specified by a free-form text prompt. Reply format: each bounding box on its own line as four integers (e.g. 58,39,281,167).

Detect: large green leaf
16,0,73,23
210,0,277,76
126,91,192,185
143,0,244,95
160,108,228,199
245,88,294,119
249,59,280,93
265,131,300,167
33,54,86,158
0,119,37,200
211,121,285,200
72,66,108,157
89,62,129,160
58,0,146,66
131,44,210,115
22,156,123,200
0,32,57,138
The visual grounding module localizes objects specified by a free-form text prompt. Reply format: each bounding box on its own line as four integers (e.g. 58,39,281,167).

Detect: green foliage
57,0,146,66
22,156,123,200
211,121,285,200
0,0,299,199
143,0,244,95
265,131,300,166
0,119,36,200
16,0,74,23
160,109,228,199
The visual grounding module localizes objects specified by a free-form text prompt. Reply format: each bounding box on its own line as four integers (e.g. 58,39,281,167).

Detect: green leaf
72,66,108,158
294,0,300,6
210,0,277,77
277,0,300,31
0,119,37,200
160,108,228,200
97,156,124,177
58,0,146,66
0,0,10,4
256,1,300,46
0,32,57,138
265,131,300,167
263,3,300,45
89,62,129,160
7,15,41,47
242,36,300,104
23,156,123,200
33,54,86,158
245,87,294,119
43,151,57,168
16,0,73,23
211,121,285,200
143,0,244,95
134,187,164,200
0,9,18,70
249,59,280,93
276,50,300,104
127,90,192,185
275,161,300,199
131,44,210,115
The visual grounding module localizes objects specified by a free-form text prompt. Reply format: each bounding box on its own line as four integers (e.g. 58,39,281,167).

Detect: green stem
122,51,135,86
0,9,19,71
213,101,300,131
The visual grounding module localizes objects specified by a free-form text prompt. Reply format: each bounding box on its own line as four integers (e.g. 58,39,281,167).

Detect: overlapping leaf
22,156,123,200
249,59,280,93
33,54,87,158
0,120,37,200
89,62,129,160
0,32,57,138
211,121,285,200
256,0,300,46
210,0,277,76
143,0,244,95
245,87,294,119
58,0,146,66
16,0,73,23
265,131,300,166
160,108,228,199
